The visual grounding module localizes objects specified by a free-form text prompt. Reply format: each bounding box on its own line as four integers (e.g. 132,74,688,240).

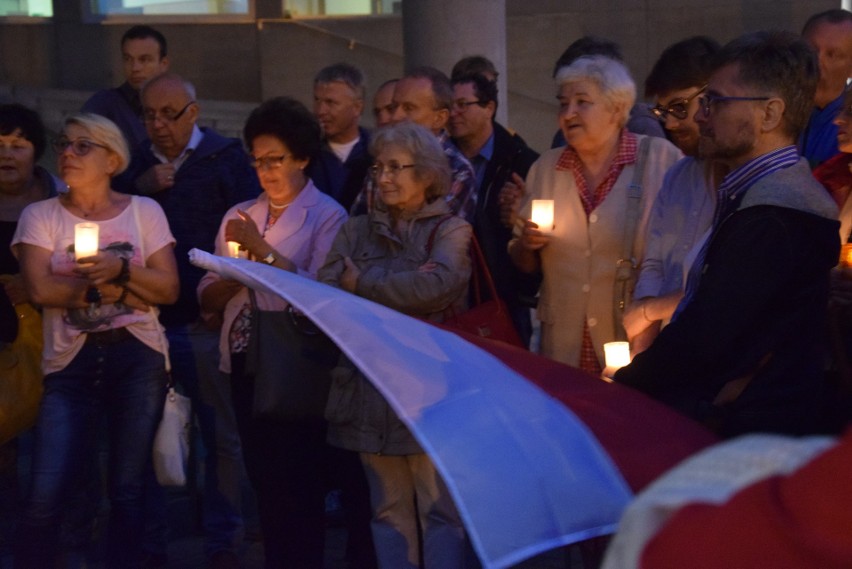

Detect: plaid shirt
351,130,478,222
556,130,639,375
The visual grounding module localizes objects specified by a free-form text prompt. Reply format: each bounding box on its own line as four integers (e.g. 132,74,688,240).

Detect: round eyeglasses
650,86,707,121
52,137,110,157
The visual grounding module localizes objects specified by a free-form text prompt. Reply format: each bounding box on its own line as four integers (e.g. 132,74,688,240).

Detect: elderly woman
11,113,178,567
319,122,472,569
198,96,347,568
508,55,681,375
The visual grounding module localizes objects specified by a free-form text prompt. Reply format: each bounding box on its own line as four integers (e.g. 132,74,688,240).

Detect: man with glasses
615,31,840,439
801,9,852,168
127,72,260,569
351,67,476,222
448,71,539,344
623,36,721,354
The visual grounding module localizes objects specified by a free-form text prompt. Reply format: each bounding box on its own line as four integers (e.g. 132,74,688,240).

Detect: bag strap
426,214,456,255
130,197,172,376
619,137,649,273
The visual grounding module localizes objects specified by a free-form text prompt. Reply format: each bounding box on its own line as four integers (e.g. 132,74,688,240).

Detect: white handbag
152,386,192,486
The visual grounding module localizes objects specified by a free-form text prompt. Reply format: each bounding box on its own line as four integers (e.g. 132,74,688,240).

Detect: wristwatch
261,252,277,265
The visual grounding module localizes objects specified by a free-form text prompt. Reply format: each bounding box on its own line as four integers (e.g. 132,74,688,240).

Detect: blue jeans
144,321,244,557
16,332,167,569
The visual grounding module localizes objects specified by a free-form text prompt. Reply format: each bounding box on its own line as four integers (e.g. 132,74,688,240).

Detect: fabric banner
189,250,714,568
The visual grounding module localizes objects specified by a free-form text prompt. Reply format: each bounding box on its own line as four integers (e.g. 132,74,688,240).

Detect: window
0,0,52,17
93,0,249,16
285,0,399,17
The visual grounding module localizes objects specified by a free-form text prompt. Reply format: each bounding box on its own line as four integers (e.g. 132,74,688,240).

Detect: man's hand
135,163,176,195
499,173,526,228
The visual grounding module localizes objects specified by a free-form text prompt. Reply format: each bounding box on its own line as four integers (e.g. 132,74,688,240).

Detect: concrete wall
0,0,839,153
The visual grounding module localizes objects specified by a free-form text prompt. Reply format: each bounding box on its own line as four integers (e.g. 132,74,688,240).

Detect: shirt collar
151,125,204,170
555,129,637,171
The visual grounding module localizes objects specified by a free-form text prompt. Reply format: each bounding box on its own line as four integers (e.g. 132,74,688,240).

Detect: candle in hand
226,241,241,259
603,341,631,370
531,199,554,233
74,222,99,261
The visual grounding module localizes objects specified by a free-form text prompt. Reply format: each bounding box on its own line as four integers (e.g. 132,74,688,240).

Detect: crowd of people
2,7,852,569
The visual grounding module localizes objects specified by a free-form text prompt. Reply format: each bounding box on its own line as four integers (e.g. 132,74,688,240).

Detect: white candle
226,241,241,259
74,222,99,261
603,341,631,369
531,199,554,233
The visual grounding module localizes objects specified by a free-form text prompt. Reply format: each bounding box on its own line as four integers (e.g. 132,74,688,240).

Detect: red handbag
427,216,526,348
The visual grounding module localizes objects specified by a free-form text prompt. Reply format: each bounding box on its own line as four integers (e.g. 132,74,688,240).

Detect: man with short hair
449,72,539,343
371,79,397,129
82,25,169,159
624,36,721,353
801,9,852,167
309,63,371,212
615,31,841,438
128,72,260,568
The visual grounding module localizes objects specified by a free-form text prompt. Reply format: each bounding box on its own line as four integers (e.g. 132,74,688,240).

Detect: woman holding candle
319,122,472,569
197,96,346,568
508,55,681,375
11,112,178,568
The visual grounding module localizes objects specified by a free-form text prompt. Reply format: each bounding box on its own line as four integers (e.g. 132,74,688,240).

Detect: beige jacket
513,135,682,367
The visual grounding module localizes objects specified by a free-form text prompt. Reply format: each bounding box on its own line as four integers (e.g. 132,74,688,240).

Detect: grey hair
314,63,366,101
556,55,636,128
369,122,451,203
140,72,197,101
64,113,130,175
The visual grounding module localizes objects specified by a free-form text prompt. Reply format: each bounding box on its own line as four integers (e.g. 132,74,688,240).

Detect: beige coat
513,135,682,367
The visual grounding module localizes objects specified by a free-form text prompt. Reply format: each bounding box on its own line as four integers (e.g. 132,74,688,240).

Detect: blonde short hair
556,55,636,128
64,113,131,176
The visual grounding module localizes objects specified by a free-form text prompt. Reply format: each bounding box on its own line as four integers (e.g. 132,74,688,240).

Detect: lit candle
603,341,631,370
840,243,852,268
226,241,241,259
74,222,99,261
531,199,554,233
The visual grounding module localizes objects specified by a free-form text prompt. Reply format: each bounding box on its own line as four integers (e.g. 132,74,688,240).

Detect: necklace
268,200,292,211
64,194,112,218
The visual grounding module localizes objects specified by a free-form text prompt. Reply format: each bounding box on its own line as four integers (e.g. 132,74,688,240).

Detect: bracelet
117,286,129,306
642,302,653,323
111,257,130,286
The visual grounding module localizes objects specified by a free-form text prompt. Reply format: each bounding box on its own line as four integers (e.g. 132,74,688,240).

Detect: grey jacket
318,198,472,454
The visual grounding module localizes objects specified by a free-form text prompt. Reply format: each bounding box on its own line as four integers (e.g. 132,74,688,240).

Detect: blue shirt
634,157,716,299
469,132,495,190
800,91,845,168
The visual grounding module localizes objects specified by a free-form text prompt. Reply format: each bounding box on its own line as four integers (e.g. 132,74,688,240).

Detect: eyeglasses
143,100,196,124
250,154,289,171
451,99,482,112
650,86,707,121
52,137,110,157
369,162,415,178
696,94,771,118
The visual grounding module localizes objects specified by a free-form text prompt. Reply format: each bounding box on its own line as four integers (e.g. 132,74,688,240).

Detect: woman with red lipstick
11,113,178,568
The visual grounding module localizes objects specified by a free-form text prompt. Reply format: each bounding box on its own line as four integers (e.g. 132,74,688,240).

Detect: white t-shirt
12,196,176,375
329,137,359,163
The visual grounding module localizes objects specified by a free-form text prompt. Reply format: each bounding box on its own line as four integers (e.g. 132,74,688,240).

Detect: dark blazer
308,127,371,213
469,122,540,343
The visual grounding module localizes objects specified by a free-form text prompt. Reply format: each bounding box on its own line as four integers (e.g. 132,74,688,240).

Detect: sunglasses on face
650,85,707,121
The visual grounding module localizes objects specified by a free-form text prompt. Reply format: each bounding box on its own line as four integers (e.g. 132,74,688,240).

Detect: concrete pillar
402,0,508,124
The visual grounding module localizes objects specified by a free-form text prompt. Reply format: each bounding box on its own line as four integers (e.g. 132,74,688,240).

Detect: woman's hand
623,299,653,340
74,252,125,286
499,173,526,228
340,257,361,293
225,210,265,256
518,220,549,251
3,274,29,305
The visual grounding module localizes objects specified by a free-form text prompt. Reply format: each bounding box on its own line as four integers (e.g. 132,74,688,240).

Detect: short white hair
556,55,636,128
65,113,130,175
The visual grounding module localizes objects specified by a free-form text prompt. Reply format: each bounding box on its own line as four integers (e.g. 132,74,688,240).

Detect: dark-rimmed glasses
250,154,289,171
370,162,415,178
650,85,707,121
52,137,110,157
143,100,196,124
451,99,482,112
697,94,771,118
